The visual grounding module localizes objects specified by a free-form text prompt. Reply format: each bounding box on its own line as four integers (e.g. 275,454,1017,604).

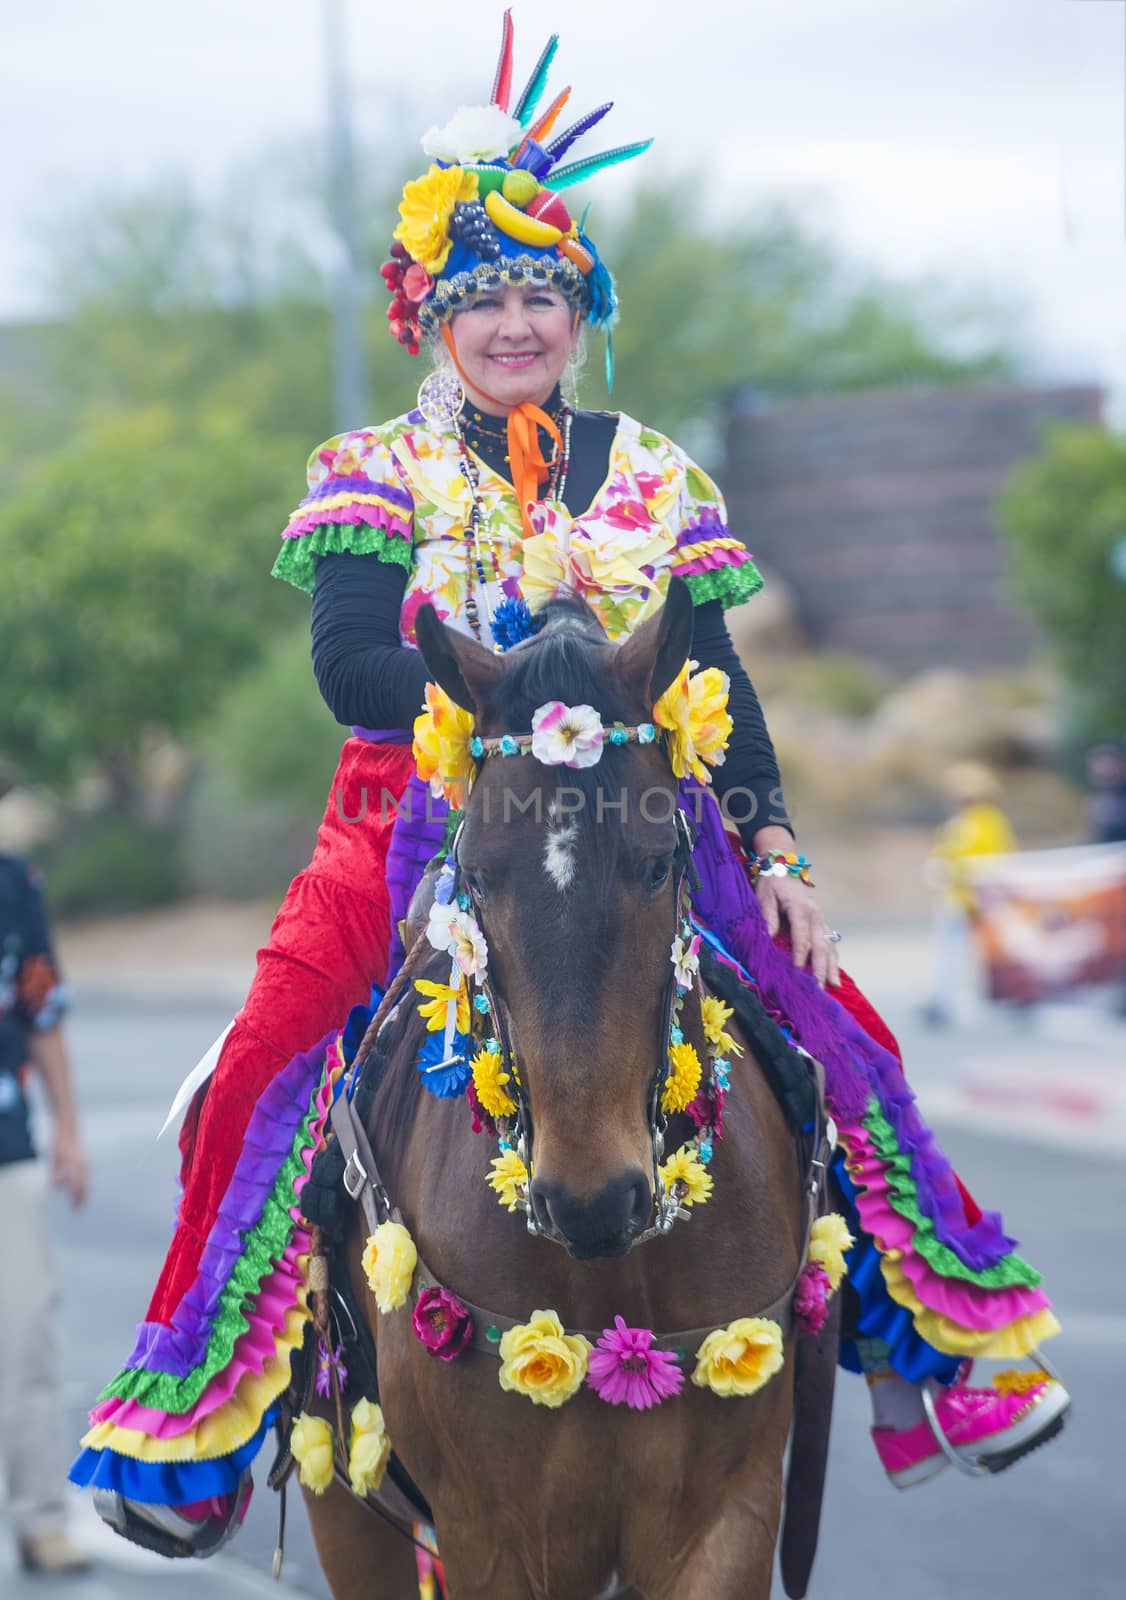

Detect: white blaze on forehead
544,818,579,891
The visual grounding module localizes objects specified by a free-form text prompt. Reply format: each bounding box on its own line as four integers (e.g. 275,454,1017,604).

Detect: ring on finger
824,928,843,943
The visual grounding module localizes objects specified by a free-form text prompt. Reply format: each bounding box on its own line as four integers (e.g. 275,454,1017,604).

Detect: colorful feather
489,9,515,111
547,139,654,191
543,102,613,165
526,86,572,145
513,34,559,127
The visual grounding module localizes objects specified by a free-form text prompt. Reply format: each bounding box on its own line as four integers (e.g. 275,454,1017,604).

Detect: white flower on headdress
422,105,522,165
530,702,606,769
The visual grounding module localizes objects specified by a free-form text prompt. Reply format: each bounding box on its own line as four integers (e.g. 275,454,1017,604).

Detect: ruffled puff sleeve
667,450,763,612
271,429,415,594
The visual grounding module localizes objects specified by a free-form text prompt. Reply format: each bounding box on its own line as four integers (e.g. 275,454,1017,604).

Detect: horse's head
415,582,695,1259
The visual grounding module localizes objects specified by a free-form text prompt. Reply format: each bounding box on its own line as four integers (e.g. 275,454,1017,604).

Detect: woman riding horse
71,11,1069,1578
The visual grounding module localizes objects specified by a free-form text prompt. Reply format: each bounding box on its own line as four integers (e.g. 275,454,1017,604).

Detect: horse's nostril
629,1177,652,1231
532,1169,651,1258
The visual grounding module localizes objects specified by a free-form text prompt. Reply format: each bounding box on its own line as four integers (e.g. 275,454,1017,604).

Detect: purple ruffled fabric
300,472,414,514
124,1032,336,1378
684,786,1017,1271
383,774,450,980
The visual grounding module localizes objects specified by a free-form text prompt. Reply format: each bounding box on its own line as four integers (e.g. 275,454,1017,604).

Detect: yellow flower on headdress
807,1213,854,1292
498,1310,591,1408
394,164,479,275
290,1413,335,1495
658,1143,714,1208
361,1221,418,1314
661,1039,702,1114
414,976,470,1035
653,661,733,784
412,681,476,806
486,1148,529,1212
347,1399,391,1498
700,994,744,1059
472,1045,517,1119
692,1317,785,1398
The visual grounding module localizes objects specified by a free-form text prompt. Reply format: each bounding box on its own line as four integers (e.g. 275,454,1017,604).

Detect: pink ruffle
282,503,411,542
673,547,753,579
90,1062,341,1438
841,1123,1053,1332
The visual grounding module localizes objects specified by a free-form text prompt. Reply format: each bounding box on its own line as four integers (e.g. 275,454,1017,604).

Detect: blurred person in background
0,765,90,1576
922,761,1016,1029
1086,740,1126,845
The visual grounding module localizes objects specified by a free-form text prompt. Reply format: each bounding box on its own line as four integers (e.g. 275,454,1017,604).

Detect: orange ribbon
440,325,564,539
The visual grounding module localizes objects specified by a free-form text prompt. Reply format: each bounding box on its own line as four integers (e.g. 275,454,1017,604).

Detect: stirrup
920,1380,993,1479
93,1470,252,1561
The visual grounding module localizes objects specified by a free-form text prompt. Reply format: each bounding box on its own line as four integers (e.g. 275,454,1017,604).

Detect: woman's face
449,282,577,413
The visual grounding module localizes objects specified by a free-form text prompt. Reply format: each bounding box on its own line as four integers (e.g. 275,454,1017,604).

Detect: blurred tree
999,425,1126,741
0,405,298,808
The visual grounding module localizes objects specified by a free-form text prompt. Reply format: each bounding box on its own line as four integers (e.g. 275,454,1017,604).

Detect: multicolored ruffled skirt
70,746,1058,1506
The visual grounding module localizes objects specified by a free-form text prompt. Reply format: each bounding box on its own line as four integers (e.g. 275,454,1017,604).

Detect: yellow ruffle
879,1258,1061,1358
286,490,411,530
670,535,750,568
80,1300,310,1464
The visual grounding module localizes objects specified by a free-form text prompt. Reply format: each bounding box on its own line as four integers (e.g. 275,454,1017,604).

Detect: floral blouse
272,409,762,644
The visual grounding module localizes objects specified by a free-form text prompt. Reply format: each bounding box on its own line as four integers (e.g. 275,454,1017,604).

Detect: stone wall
723,383,1103,675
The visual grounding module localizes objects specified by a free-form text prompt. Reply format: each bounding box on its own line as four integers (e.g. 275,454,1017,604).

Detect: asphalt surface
1,966,1122,1599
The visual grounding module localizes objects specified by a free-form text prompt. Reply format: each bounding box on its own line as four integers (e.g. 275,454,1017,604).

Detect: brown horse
303,585,817,1599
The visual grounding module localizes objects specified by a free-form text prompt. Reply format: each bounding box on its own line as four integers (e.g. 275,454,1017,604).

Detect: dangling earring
416,369,465,430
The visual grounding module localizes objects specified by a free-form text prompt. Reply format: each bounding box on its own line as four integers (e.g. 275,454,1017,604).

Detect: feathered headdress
382,9,651,362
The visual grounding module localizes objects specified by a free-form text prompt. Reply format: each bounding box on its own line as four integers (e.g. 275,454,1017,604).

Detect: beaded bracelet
747,850,815,888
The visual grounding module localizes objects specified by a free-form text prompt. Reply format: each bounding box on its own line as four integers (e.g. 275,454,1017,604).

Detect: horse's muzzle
530,1168,652,1259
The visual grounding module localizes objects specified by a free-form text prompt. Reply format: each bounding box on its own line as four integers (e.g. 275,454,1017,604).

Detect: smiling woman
446,283,579,414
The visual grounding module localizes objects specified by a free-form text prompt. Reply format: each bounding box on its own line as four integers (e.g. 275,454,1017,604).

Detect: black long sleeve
311,558,791,843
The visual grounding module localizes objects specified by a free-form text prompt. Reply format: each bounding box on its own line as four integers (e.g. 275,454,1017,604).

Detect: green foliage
999,425,1126,740
0,404,300,792
204,623,348,817
40,816,183,916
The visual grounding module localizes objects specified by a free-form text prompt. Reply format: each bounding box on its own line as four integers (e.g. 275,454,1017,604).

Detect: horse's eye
463,870,488,905
643,857,673,894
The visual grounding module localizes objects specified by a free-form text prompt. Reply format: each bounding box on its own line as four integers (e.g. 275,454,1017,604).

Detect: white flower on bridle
529,702,606,770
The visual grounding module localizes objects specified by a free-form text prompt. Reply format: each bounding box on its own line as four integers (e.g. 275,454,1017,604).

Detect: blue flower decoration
669,1026,684,1046
469,736,485,758
415,1029,471,1099
490,596,542,652
434,864,456,906
473,992,491,1015
609,724,628,746
698,1138,714,1163
638,723,656,745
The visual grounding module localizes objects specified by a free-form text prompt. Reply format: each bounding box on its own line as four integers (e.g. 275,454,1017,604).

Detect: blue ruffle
67,1410,276,1504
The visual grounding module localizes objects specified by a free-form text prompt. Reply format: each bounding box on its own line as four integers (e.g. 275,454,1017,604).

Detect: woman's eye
644,858,672,894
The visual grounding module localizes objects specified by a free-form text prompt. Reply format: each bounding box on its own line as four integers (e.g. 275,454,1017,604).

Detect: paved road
2,972,1121,1598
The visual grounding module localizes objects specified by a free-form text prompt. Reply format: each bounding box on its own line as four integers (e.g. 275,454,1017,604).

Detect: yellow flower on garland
394,164,479,275
347,1398,391,1498
414,976,470,1035
700,995,744,1058
486,1148,529,1211
361,1221,418,1314
807,1213,854,1292
290,1413,335,1495
498,1310,592,1408
662,1039,702,1114
653,661,733,784
412,682,476,806
658,1143,714,1208
472,1046,517,1119
692,1317,785,1398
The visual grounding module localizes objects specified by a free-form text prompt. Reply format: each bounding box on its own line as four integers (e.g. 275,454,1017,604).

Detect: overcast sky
4,0,1125,410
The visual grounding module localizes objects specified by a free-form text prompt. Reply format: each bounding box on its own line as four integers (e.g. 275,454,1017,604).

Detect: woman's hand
754,873,840,986
748,825,841,988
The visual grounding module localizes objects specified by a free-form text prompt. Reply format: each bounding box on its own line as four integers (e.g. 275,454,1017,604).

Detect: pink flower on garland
412,1287,474,1361
794,1262,831,1336
586,1316,684,1410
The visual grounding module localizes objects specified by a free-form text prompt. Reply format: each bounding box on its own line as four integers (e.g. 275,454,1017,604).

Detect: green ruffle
683,561,764,611
97,1103,317,1414
271,522,414,594
859,1099,1042,1290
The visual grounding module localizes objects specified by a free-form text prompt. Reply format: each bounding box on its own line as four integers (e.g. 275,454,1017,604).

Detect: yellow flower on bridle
413,682,476,806
653,661,733,784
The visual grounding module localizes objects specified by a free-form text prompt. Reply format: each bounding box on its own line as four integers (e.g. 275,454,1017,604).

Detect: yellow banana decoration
483,190,564,248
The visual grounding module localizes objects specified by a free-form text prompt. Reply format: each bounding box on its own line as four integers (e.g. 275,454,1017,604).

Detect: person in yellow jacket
922,762,1016,1027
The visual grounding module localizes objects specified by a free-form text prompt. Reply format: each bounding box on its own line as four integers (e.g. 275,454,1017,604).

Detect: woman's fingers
756,879,782,936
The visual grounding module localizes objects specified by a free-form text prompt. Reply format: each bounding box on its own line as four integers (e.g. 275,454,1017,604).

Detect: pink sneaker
872,1371,1071,1490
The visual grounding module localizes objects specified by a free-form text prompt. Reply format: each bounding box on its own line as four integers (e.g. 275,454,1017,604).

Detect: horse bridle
449,799,701,1249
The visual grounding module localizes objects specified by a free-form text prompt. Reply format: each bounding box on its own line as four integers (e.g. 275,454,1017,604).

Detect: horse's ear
415,602,504,714
615,577,695,711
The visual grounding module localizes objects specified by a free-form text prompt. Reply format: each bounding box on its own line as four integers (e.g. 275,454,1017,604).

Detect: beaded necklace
455,402,573,646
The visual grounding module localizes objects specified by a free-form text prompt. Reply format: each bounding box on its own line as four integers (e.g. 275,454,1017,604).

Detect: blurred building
724,383,1103,675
